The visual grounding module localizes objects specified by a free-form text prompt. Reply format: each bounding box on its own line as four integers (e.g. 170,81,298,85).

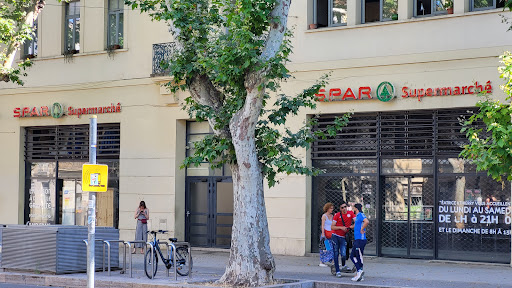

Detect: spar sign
315,81,493,102
13,102,122,118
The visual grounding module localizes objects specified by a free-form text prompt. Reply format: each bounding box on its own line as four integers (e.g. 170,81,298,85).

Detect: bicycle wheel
175,246,192,276
144,248,158,279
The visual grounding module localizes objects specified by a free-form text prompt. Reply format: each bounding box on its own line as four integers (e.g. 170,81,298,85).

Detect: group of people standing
320,201,369,282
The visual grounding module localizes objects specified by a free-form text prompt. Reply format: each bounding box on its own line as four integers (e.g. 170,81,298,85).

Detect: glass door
186,177,233,247
214,179,233,248
186,178,210,246
381,176,434,258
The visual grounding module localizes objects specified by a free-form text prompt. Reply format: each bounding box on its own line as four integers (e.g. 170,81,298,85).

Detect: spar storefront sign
13,103,122,118
315,81,493,102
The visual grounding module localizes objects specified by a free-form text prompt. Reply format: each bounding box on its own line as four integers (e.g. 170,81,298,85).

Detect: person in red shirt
331,201,355,277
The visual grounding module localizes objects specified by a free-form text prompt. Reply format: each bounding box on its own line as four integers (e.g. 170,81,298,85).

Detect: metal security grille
25,124,120,160
310,107,506,262
312,113,378,159
312,175,378,255
381,176,435,258
436,108,482,155
380,111,434,157
312,108,484,160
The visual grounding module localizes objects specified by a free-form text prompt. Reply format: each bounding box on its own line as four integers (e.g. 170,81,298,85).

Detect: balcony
151,42,175,77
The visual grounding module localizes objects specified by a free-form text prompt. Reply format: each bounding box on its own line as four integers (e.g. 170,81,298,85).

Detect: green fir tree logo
377,82,395,102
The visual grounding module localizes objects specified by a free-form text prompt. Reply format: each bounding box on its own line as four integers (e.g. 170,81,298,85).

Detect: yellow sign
82,164,109,192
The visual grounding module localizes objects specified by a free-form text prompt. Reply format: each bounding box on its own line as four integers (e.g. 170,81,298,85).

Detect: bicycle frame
149,237,173,270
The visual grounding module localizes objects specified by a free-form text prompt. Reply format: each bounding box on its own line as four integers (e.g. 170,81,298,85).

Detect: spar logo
376,81,395,102
51,103,65,118
315,81,395,102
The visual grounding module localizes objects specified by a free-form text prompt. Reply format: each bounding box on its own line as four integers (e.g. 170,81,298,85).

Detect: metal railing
82,239,105,271
151,42,175,76
103,240,125,276
124,240,147,278
168,241,192,281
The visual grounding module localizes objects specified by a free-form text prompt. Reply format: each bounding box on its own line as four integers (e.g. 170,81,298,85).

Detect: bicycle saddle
168,237,178,242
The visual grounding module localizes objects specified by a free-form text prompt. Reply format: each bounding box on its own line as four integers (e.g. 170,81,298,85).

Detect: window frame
314,0,347,28
470,0,499,11
23,21,38,58
64,1,80,53
413,0,448,17
361,0,398,24
107,0,124,48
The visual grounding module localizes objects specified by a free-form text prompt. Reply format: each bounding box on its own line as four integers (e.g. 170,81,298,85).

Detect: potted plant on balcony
62,49,77,63
444,0,454,14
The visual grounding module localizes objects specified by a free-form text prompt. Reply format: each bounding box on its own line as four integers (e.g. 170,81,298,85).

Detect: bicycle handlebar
147,230,168,235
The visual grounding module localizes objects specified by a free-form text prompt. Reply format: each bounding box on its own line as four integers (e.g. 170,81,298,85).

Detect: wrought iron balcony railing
152,42,175,76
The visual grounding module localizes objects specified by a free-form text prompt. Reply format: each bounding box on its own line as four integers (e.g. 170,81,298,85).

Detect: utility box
1,225,119,274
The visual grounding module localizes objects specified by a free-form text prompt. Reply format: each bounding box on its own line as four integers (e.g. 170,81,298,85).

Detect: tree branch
189,74,231,138
232,0,291,130
259,0,290,63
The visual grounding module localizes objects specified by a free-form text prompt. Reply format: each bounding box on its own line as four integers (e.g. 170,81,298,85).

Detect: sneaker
319,263,328,267
330,265,336,275
336,272,342,278
351,270,364,282
341,265,352,272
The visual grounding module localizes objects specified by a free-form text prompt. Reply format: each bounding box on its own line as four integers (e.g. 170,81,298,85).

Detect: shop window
64,1,80,54
23,22,38,59
25,125,120,228
437,175,510,263
315,0,348,28
108,0,124,49
471,0,505,10
362,0,398,23
414,0,448,16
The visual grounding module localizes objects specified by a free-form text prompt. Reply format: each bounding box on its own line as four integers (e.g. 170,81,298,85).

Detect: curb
0,273,406,288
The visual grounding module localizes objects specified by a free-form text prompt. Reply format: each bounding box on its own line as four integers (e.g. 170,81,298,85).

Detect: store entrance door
381,176,435,258
186,177,233,248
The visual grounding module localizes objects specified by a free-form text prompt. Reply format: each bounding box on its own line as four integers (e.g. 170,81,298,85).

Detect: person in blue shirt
350,203,369,282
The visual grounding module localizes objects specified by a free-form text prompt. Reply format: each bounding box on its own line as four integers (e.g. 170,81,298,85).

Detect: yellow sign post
82,164,109,192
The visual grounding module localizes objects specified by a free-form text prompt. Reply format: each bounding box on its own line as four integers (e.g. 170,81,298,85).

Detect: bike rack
168,241,192,281
147,241,155,279
124,240,147,278
145,241,171,279
103,240,126,276
82,239,105,272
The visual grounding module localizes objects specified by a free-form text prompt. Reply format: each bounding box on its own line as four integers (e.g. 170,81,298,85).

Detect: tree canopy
461,52,512,182
128,0,349,285
0,0,45,85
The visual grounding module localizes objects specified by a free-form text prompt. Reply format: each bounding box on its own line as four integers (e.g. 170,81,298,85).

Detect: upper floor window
23,22,38,59
414,0,448,16
65,1,80,53
362,0,398,23
108,0,124,49
471,0,505,10
315,0,348,28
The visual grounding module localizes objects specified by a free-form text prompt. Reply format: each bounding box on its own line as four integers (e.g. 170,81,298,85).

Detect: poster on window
28,179,56,225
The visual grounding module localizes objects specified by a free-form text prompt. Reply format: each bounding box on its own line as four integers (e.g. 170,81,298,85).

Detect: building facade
0,0,511,263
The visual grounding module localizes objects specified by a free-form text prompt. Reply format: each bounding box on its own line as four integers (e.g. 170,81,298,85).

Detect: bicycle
144,230,192,279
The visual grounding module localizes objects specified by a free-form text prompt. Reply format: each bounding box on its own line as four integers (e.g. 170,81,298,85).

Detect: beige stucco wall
1,0,512,256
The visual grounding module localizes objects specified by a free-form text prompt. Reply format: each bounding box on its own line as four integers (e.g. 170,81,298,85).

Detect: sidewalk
1,249,511,288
